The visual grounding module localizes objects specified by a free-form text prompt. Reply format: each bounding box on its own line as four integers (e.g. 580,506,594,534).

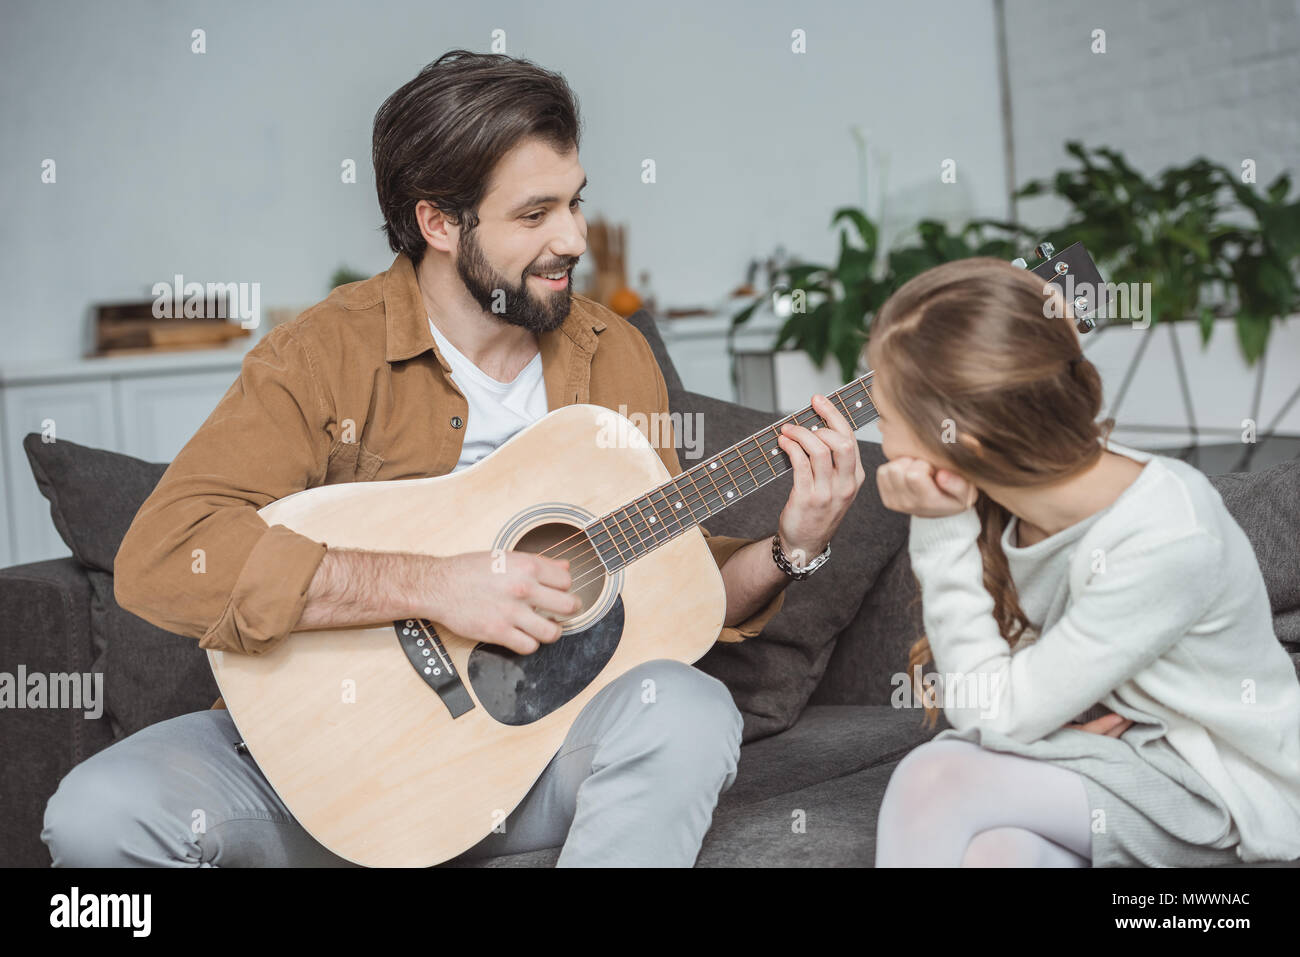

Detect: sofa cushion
809,545,926,706
23,435,215,737
1209,460,1300,614
625,308,685,395
23,434,168,574
86,569,220,739
446,764,904,869
673,390,910,742
718,704,946,806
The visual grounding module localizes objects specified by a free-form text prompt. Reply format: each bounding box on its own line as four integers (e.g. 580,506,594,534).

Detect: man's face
452,138,588,334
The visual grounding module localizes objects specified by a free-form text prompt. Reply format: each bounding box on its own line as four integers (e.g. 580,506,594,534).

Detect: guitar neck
586,370,878,572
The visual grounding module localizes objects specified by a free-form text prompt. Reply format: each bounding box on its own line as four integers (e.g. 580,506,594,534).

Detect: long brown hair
372,50,583,267
865,258,1114,727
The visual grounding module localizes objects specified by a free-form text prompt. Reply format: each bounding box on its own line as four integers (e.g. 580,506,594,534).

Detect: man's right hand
426,550,582,655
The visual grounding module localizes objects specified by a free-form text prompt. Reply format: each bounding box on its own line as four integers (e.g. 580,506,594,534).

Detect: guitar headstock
1011,241,1105,334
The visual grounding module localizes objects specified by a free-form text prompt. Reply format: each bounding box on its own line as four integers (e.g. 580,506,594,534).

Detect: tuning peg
1010,257,1027,269
1035,241,1055,260
1073,295,1097,334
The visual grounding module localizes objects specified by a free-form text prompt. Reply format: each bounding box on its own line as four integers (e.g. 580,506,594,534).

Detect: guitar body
207,404,726,867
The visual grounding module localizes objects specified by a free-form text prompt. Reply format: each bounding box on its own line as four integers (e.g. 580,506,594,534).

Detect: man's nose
550,216,586,261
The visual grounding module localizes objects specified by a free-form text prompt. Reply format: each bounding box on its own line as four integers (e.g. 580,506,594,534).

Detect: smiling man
41,50,865,868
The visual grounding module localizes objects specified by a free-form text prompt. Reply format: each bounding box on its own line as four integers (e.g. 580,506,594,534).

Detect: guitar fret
653,487,686,538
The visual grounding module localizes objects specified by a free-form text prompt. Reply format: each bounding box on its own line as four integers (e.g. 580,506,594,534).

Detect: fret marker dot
726,490,734,498
811,424,819,431
674,502,682,509
855,400,862,408
709,462,718,469
771,449,778,455
648,515,656,523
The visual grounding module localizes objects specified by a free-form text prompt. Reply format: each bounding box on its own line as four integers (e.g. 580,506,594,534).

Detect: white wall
1004,0,1300,219
0,0,1008,363
1002,0,1300,442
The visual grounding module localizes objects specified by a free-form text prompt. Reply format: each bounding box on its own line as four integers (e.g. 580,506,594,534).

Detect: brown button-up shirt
115,252,785,659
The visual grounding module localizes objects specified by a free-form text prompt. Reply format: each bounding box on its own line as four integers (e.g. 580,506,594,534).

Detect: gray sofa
2,309,1298,868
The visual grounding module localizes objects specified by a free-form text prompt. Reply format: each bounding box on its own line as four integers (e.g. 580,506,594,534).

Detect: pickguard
466,597,625,725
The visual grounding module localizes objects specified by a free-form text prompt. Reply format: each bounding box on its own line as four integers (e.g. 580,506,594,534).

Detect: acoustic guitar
208,243,1103,866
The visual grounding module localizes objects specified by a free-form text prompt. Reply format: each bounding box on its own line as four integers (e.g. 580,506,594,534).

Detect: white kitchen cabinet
0,345,250,566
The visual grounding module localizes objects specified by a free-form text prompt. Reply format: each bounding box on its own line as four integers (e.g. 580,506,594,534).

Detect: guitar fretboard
585,371,877,572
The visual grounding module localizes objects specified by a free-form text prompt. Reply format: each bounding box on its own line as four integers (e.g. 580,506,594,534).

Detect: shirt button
451,415,463,429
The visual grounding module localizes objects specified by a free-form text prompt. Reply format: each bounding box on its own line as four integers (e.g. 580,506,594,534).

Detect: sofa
2,308,1298,868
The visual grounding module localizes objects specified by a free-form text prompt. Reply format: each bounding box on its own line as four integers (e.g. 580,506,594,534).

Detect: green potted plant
1016,141,1300,363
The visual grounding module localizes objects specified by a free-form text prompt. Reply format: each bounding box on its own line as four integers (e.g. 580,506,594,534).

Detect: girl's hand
876,456,978,518
1066,712,1134,737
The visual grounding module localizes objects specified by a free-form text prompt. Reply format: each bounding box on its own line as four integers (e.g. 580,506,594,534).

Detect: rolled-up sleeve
699,526,786,642
637,330,785,643
114,326,332,656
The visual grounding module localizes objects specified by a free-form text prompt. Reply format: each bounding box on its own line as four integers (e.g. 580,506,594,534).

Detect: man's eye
524,197,583,223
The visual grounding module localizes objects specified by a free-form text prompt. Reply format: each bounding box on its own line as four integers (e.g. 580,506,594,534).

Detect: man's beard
455,227,575,334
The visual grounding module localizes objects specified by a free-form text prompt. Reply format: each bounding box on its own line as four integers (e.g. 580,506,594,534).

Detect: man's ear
415,199,456,255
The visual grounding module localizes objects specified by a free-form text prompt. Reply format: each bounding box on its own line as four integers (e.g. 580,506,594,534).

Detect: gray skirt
933,714,1244,867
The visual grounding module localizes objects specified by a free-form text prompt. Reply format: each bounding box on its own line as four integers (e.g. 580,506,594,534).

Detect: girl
866,257,1300,867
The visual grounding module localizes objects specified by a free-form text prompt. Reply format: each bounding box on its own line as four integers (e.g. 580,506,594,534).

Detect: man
41,50,865,867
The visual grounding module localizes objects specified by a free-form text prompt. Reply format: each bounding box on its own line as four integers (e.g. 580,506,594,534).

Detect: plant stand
1084,319,1300,474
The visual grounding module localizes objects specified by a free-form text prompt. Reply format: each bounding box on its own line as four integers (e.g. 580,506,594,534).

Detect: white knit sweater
908,442,1300,863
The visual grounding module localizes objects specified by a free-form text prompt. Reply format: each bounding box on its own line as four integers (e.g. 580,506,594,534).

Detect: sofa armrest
0,558,111,867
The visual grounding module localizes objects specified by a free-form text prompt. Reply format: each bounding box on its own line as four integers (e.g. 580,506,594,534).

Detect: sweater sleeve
907,508,1219,742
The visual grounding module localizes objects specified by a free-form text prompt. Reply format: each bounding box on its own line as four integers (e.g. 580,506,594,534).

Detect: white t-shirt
428,317,549,473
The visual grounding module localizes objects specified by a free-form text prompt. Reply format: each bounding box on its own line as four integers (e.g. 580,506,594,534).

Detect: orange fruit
608,287,643,317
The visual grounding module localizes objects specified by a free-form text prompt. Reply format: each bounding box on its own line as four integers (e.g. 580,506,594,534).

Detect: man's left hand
775,394,867,567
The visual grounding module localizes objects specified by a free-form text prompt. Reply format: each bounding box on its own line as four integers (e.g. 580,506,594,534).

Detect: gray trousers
42,659,742,867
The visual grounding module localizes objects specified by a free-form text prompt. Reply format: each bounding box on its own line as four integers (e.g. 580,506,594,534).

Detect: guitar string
510,380,876,594
514,379,876,596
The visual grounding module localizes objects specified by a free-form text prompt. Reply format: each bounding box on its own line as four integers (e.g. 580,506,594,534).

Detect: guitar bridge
393,619,475,719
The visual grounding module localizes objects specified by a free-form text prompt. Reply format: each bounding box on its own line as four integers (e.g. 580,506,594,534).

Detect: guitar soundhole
513,521,607,621
467,521,624,726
